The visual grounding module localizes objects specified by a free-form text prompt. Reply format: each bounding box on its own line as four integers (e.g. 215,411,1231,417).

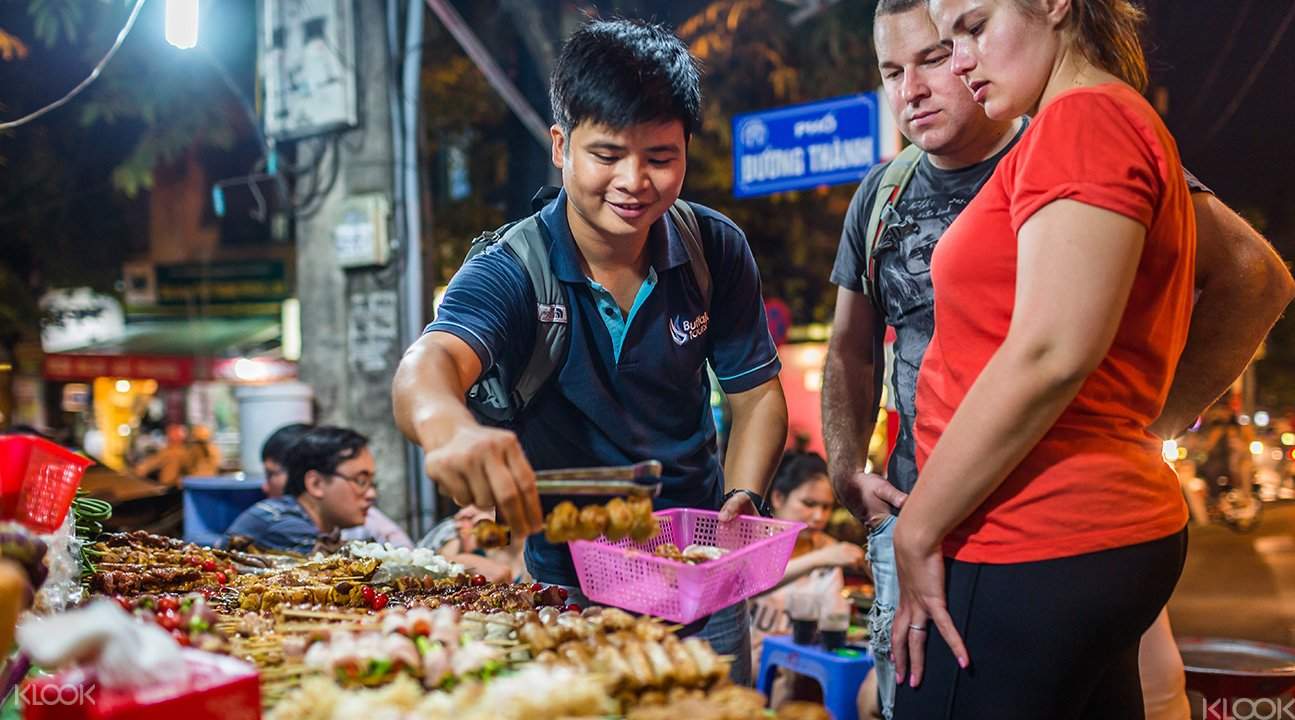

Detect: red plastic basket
569,508,805,624
0,435,93,533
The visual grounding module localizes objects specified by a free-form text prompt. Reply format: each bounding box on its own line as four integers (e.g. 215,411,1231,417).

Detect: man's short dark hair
875,0,926,20
261,423,312,464
549,18,702,139
282,426,368,497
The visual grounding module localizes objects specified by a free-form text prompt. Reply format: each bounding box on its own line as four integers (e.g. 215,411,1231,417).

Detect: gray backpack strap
463,214,568,424
499,216,569,411
667,200,711,306
862,144,924,301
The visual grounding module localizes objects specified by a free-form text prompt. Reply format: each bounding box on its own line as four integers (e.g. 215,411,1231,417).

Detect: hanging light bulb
165,0,199,50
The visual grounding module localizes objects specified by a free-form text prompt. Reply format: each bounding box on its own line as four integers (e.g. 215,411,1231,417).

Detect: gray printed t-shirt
830,123,1028,494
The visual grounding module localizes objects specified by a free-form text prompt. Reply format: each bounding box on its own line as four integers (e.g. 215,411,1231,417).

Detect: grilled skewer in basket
471,496,658,547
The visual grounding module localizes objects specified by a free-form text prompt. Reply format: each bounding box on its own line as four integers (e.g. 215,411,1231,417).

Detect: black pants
894,527,1188,720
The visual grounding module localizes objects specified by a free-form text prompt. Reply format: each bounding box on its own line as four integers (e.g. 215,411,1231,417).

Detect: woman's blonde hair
1016,0,1148,91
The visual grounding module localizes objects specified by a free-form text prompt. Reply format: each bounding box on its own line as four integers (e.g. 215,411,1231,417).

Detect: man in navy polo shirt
392,19,787,684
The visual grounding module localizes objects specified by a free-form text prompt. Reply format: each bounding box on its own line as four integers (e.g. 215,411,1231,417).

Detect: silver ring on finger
909,624,929,632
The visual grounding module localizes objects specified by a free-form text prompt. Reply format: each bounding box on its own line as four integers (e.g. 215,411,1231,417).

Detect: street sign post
732,93,881,199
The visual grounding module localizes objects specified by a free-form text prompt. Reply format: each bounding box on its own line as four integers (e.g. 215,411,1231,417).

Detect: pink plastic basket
0,435,93,533
569,508,806,624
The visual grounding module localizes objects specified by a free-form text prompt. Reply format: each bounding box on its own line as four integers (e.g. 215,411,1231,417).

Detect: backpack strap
499,215,569,412
862,144,924,302
667,200,711,307
463,213,569,424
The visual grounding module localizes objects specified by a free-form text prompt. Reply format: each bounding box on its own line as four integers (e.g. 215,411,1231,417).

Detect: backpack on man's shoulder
861,143,925,302
455,187,712,425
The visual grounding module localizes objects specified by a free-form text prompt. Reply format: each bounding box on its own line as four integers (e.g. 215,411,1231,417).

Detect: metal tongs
534,460,663,498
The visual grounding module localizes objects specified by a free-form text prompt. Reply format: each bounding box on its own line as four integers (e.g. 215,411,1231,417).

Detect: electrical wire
289,136,332,211
283,134,331,176
0,0,148,130
295,135,342,217
1203,1,1295,143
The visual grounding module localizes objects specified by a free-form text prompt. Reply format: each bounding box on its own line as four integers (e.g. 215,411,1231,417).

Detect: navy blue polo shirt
427,189,781,585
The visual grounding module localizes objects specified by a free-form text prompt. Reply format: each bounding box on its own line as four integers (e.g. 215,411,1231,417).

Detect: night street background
1172,502,1295,646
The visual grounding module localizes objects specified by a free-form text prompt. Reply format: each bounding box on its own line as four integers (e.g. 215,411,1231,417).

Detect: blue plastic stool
757,634,875,720
181,475,265,547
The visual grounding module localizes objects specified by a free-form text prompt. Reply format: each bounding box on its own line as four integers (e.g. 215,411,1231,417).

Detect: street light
165,0,199,50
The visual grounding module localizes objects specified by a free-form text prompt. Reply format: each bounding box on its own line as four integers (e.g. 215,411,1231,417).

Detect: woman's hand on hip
891,518,969,689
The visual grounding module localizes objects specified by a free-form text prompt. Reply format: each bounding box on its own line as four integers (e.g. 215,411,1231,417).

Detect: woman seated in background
749,452,867,707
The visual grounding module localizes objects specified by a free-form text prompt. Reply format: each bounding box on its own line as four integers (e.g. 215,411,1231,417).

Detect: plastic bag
31,514,82,613
17,599,189,690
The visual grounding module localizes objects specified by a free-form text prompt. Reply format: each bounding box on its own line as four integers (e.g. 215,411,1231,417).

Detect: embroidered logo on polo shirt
537,303,568,324
670,311,709,346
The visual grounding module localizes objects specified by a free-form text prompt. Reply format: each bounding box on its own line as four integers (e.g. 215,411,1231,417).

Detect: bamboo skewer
278,608,373,622
275,622,375,633
259,665,313,680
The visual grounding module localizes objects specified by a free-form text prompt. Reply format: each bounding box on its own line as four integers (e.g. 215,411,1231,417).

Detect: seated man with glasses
259,423,413,548
223,425,377,554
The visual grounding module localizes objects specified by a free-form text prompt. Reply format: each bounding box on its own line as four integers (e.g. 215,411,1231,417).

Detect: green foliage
78,50,242,196
0,263,39,346
15,0,243,195
103,101,238,198
420,20,512,285
27,0,84,47
0,0,231,312
679,0,881,323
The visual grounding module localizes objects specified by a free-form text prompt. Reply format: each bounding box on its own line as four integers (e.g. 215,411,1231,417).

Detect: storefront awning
61,317,280,356
43,317,281,386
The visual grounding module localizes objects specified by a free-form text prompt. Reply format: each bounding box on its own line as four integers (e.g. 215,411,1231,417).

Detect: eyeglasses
330,470,376,492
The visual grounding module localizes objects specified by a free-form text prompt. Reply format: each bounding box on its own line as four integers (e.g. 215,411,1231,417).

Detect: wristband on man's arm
722,488,771,517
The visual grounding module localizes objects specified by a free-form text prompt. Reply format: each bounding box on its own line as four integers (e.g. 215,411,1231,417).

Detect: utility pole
293,0,411,530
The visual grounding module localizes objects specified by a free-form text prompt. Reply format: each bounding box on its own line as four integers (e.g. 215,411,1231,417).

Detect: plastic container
0,435,93,533
181,475,265,547
819,596,852,651
570,508,805,624
788,589,821,645
23,648,260,720
233,382,313,473
1179,636,1295,702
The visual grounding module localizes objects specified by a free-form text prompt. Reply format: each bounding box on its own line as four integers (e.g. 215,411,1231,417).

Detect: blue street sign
731,93,881,199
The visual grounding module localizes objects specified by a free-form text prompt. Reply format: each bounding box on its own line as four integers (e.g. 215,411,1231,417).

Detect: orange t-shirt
913,84,1193,564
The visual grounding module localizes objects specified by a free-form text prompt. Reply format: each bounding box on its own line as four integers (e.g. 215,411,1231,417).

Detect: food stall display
3,526,830,720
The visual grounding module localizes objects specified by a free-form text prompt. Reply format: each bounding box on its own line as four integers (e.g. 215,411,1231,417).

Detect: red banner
42,354,198,386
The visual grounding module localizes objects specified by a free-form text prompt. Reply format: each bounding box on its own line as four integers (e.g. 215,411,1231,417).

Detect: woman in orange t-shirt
891,0,1194,716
